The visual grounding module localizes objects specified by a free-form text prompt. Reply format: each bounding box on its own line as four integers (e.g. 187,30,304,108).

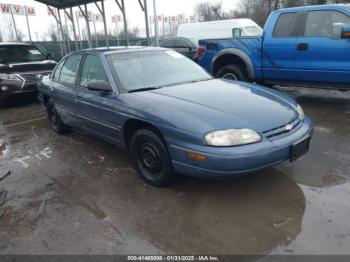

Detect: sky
0,0,240,41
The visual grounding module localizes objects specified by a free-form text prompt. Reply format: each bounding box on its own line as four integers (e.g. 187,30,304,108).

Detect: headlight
297,104,305,121
0,73,22,81
204,128,262,147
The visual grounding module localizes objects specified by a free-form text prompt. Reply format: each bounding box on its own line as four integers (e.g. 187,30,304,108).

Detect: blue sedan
38,47,313,186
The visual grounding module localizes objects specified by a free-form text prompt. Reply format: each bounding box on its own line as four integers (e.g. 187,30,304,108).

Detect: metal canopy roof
34,0,101,9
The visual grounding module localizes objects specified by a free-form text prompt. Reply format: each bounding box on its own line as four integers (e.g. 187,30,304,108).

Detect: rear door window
58,54,83,85
273,12,298,37
304,10,350,39
52,60,65,80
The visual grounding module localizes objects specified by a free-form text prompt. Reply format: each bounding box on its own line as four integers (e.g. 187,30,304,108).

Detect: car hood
0,60,57,74
133,79,298,134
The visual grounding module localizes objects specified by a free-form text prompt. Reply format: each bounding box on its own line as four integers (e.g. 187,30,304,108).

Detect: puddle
271,183,350,255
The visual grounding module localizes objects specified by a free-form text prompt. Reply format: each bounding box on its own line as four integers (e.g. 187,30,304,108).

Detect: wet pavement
0,88,349,256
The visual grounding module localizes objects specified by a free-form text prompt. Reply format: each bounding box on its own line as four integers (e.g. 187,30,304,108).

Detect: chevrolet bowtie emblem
285,124,294,131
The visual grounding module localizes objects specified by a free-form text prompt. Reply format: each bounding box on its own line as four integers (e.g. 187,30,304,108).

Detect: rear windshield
0,45,46,64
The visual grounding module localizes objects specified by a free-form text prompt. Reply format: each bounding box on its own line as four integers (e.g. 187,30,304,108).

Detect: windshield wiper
128,86,161,93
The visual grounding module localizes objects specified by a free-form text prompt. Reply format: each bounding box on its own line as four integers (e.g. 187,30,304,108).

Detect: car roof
275,4,350,13
70,46,168,56
0,42,33,46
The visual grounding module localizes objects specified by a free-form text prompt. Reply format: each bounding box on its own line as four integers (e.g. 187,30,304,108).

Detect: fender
211,48,255,79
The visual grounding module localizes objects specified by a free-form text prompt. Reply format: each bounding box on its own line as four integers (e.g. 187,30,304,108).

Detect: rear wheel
216,64,248,81
47,99,70,134
130,129,175,187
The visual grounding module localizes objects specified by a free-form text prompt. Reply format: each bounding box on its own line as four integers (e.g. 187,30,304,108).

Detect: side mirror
87,80,113,92
341,25,350,39
46,53,54,60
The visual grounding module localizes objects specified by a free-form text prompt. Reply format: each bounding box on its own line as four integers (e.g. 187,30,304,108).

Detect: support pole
48,5,64,56
75,12,83,49
142,0,150,46
57,23,64,57
115,17,120,46
79,4,92,48
63,10,71,53
92,15,98,47
68,8,79,51
153,0,159,46
9,5,19,41
57,9,68,55
24,6,32,42
122,0,129,45
101,1,109,48
115,0,129,46
85,5,92,48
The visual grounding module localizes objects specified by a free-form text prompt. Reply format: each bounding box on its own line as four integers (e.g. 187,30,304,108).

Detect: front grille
21,73,37,84
263,118,301,140
20,71,51,84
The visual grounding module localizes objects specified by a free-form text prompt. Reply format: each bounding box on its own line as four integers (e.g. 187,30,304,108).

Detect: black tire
216,64,248,81
47,99,70,134
130,129,175,187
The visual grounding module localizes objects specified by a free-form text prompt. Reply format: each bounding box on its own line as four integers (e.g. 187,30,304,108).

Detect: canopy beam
114,0,129,46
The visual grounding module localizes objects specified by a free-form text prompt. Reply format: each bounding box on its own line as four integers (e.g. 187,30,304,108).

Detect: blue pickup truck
198,4,350,89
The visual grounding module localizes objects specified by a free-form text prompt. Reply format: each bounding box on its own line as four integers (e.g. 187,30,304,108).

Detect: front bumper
168,117,313,178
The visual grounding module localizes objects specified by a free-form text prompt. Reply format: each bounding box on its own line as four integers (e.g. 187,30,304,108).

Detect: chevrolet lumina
38,47,313,186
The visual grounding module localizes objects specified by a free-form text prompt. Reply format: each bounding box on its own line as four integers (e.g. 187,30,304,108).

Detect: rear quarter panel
198,37,263,79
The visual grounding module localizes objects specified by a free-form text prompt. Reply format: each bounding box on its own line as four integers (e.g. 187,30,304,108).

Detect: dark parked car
38,47,313,186
0,43,56,104
160,37,198,60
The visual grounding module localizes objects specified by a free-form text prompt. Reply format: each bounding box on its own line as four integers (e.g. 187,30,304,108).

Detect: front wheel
216,64,248,81
47,99,70,134
130,129,176,187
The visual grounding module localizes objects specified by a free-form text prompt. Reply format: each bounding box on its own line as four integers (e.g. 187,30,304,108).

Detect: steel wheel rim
137,141,162,178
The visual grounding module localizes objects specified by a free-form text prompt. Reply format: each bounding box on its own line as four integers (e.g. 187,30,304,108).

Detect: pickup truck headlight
0,73,22,81
297,104,305,121
204,128,262,147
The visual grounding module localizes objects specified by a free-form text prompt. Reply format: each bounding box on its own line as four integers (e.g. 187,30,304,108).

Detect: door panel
75,54,122,143
53,54,82,125
262,12,299,81
294,10,350,84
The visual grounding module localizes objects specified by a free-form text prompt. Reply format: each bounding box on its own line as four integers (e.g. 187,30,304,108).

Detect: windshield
244,26,263,36
0,45,46,64
107,50,212,92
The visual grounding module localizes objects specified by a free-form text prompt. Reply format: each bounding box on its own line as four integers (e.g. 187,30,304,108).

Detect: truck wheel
130,128,176,187
47,99,70,134
217,65,248,81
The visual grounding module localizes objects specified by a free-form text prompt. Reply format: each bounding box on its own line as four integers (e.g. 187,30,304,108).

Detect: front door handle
297,43,309,51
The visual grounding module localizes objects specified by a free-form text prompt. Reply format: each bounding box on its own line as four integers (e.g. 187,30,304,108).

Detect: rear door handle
297,43,309,51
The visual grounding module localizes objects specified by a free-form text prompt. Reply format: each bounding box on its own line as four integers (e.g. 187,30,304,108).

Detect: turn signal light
187,152,207,161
